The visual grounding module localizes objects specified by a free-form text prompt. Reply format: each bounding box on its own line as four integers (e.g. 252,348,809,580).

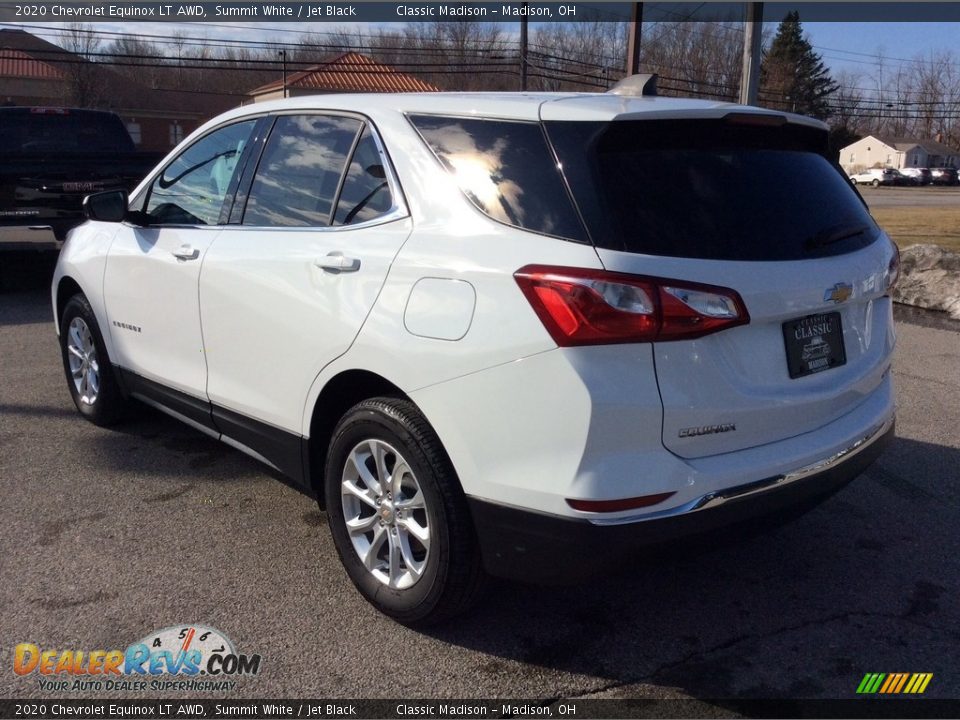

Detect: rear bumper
468,415,894,584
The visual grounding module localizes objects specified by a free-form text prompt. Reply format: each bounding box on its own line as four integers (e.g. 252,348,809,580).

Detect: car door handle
172,245,200,261
314,254,360,273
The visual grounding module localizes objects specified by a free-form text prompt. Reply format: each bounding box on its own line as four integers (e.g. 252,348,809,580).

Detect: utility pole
625,3,643,76
520,6,528,91
739,2,763,106
279,50,288,98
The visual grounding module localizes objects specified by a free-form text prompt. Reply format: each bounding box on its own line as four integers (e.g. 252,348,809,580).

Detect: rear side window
334,127,395,226
546,119,880,261
409,115,586,242
243,115,362,227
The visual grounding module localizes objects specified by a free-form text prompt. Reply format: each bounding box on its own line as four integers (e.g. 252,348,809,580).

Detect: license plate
782,312,846,379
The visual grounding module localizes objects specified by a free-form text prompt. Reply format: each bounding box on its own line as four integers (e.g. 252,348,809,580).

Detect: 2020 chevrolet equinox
53,79,897,623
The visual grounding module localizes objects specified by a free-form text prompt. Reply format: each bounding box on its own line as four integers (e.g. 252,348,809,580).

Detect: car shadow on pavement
85,404,315,498
419,435,960,698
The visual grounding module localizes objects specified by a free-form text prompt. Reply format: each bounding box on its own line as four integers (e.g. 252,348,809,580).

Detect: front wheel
872,179,881,187
59,293,128,426
324,397,485,625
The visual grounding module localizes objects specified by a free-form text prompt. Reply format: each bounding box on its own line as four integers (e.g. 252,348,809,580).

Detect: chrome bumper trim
590,413,894,527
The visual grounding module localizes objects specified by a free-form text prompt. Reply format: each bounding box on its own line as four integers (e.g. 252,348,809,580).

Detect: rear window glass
409,115,586,242
546,119,880,261
2,109,135,154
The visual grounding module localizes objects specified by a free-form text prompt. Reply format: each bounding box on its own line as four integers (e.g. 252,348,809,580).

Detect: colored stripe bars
857,673,933,694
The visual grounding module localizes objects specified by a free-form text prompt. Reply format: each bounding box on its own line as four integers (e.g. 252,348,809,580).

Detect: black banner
8,1,960,24
2,698,960,719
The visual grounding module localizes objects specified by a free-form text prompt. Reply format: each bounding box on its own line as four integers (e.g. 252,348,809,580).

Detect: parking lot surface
1,256,958,702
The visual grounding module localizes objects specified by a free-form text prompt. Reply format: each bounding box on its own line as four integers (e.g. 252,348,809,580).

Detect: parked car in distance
930,167,959,186
848,167,896,186
898,167,932,186
1,107,163,251
52,85,898,624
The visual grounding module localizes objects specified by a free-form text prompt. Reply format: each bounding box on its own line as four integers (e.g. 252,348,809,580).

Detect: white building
840,134,959,173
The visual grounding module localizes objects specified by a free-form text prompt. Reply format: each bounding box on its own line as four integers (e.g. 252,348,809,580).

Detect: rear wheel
324,397,485,625
59,293,128,426
872,178,880,187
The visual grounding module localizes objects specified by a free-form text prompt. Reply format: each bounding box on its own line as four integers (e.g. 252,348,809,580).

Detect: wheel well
307,370,407,507
56,276,84,327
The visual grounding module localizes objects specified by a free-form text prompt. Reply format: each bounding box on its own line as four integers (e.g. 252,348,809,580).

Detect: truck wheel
324,397,485,625
872,179,880,187
59,293,128,426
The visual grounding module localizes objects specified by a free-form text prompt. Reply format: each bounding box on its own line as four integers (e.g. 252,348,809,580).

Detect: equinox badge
679,423,736,438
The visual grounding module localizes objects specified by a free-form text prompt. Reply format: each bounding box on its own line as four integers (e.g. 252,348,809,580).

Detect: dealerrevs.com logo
13,624,262,692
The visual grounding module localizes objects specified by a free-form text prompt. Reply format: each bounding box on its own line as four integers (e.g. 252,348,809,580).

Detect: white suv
53,85,898,624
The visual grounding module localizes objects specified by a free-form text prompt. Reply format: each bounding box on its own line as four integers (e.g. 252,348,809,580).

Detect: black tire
872,179,880,187
59,293,128,426
324,397,485,625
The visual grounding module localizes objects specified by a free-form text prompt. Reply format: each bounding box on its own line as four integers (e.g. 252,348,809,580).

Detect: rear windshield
546,119,880,261
2,109,135,154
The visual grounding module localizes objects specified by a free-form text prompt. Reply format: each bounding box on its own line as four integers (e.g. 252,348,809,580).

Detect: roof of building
249,52,441,95
0,48,62,80
0,29,240,119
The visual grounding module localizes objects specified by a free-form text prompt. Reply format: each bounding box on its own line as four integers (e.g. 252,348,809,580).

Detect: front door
103,119,258,400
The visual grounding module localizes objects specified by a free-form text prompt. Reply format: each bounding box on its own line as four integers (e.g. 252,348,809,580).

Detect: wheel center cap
379,501,395,524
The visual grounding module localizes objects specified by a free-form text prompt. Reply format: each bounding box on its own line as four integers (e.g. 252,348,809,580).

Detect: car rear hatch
543,105,897,459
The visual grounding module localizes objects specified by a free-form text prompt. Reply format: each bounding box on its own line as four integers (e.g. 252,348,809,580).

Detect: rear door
546,115,897,458
200,113,412,444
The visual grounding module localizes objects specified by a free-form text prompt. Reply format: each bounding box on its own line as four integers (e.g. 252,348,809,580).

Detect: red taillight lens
885,241,901,293
514,265,749,346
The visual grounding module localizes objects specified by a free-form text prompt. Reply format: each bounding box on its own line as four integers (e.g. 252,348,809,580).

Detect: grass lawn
870,206,960,253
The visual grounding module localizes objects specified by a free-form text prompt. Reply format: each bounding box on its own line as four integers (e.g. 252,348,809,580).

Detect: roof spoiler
606,73,658,97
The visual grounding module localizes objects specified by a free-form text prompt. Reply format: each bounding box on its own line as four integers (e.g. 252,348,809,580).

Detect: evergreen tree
760,11,839,119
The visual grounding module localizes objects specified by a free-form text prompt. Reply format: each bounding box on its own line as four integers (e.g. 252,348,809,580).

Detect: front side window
243,115,362,227
409,115,586,242
146,120,256,226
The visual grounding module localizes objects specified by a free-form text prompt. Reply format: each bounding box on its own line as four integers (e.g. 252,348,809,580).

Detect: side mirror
83,190,128,223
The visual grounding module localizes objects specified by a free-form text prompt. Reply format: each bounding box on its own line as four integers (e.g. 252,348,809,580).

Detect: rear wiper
804,224,871,251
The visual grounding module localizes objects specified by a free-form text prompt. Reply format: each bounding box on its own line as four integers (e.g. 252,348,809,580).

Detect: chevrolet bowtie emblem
824,282,853,304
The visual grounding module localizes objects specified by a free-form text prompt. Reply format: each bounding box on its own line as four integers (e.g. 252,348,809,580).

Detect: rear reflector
514,265,749,346
567,492,676,513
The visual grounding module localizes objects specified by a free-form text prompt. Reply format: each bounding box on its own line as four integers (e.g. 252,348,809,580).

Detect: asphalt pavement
1,254,958,704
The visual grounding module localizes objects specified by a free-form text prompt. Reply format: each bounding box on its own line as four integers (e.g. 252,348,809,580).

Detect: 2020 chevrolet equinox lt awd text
53,79,898,623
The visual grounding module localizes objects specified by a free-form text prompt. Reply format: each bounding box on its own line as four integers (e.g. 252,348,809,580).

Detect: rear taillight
885,241,901,293
514,265,749,346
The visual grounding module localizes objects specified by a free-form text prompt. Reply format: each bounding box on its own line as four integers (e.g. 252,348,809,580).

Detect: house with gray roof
840,134,959,173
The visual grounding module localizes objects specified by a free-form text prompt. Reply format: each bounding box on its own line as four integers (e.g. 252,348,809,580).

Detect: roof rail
606,73,658,97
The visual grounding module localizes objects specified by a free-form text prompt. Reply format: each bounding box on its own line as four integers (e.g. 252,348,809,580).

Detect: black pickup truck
1,107,164,251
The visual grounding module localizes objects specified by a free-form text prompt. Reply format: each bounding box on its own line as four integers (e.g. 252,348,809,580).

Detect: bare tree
59,23,103,107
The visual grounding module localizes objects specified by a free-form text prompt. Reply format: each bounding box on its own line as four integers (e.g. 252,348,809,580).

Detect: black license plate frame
782,312,847,379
